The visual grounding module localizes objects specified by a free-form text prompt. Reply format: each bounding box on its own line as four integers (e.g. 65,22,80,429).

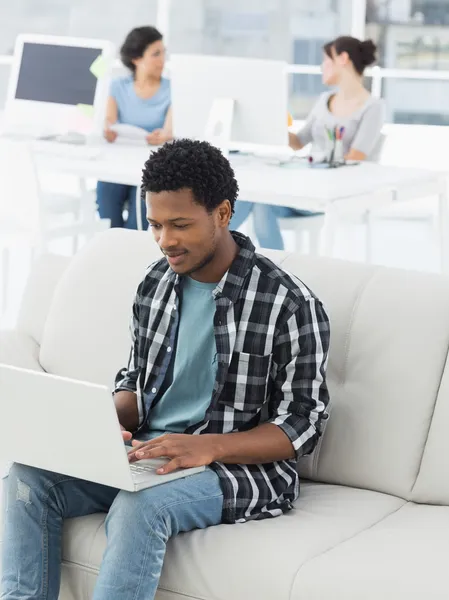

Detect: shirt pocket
219,351,272,413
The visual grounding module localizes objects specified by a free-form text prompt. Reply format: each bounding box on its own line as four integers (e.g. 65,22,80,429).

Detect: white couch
1,228,449,600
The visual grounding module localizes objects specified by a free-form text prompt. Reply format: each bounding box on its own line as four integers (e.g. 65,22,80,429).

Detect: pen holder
332,138,345,165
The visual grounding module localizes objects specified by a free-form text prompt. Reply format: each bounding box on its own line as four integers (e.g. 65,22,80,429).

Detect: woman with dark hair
97,26,172,229
231,36,385,250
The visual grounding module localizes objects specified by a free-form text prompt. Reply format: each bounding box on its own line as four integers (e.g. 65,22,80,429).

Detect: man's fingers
134,445,168,460
131,439,144,447
157,457,182,475
121,430,132,441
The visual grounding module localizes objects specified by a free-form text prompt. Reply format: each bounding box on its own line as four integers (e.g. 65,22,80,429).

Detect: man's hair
141,139,239,215
120,26,163,74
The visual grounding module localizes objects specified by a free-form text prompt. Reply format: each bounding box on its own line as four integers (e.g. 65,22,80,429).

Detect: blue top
142,276,218,440
109,75,171,132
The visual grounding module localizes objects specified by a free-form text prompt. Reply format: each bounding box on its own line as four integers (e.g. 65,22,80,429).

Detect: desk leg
136,186,143,231
365,210,375,264
322,209,337,257
438,178,449,274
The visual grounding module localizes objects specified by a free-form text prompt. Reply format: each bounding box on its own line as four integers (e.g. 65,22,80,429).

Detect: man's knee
6,463,68,503
106,474,223,540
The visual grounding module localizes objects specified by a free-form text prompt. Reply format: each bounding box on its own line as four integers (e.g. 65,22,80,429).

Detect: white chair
279,133,388,257
0,139,109,315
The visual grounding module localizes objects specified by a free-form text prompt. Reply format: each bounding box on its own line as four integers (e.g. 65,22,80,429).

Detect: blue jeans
1,463,223,600
231,202,318,251
96,181,147,230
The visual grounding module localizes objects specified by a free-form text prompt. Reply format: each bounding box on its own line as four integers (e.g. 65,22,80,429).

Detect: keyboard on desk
32,140,101,160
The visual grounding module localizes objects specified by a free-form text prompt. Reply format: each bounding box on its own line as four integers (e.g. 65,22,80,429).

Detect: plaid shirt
115,232,330,523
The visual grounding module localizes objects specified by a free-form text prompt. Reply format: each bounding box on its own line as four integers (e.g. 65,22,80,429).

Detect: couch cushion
0,330,42,371
54,482,403,600
39,229,161,386
279,253,449,500
293,503,449,600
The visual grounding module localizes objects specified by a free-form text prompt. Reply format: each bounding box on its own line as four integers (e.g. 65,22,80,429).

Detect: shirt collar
214,232,256,304
164,232,256,303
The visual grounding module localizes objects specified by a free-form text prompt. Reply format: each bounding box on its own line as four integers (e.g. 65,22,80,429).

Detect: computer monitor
170,54,289,151
3,34,116,138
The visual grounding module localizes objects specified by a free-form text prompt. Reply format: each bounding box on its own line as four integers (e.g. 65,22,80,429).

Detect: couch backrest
16,253,70,344
276,253,449,502
38,230,449,503
39,230,160,386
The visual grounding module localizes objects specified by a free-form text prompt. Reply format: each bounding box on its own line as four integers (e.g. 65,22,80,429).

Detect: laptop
0,364,205,491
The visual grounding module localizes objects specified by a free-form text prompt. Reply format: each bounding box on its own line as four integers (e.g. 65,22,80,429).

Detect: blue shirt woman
97,26,172,229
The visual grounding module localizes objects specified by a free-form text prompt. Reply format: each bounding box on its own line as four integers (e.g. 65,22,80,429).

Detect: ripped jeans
1,463,223,600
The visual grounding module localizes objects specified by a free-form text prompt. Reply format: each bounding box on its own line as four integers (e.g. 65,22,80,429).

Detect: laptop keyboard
129,458,167,475
130,463,157,473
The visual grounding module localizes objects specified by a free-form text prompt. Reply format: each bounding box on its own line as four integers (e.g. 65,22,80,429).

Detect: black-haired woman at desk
97,26,172,229
231,36,385,250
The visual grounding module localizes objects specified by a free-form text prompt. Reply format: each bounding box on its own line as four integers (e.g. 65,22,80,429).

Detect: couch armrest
0,330,43,371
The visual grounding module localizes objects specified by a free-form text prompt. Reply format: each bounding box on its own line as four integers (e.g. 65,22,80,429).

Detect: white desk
32,142,449,271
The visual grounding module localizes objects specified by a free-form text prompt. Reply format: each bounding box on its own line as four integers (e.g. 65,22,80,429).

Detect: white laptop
0,364,205,491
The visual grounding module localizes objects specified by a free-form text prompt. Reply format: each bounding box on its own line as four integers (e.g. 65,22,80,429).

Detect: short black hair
324,36,377,75
120,26,163,74
141,139,239,215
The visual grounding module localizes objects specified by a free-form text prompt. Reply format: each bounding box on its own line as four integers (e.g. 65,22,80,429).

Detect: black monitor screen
15,43,102,105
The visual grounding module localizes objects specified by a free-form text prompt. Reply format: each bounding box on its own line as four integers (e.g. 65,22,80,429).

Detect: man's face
146,188,227,277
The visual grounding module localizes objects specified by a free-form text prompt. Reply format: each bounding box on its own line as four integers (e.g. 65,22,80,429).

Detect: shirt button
172,305,177,311
152,387,157,394
167,347,172,353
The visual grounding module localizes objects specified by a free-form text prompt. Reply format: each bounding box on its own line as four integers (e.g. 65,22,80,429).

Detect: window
394,110,449,125
366,0,449,68
383,77,449,125
366,1,449,125
0,1,159,56
166,0,353,119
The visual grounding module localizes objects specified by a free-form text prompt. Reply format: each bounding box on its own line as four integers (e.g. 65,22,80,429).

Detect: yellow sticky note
76,103,95,118
89,54,108,79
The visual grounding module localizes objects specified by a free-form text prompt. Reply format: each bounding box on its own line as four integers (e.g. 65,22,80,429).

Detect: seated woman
97,26,172,229
231,36,385,250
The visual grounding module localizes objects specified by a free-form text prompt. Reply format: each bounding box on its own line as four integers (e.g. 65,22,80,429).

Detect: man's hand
120,424,132,442
127,434,218,474
146,129,167,146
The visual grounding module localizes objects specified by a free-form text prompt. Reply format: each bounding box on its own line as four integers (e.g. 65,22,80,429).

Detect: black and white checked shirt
115,232,330,523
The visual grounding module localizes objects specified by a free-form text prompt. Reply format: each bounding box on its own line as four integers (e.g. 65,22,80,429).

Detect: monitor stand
203,97,234,157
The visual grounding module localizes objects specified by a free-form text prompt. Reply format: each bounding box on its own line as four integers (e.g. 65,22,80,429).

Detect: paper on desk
110,123,148,145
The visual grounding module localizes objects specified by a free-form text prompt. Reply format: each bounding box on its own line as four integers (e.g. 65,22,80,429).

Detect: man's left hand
127,434,219,474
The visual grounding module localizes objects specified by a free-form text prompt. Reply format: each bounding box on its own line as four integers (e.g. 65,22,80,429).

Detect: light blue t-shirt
110,75,171,132
144,276,218,439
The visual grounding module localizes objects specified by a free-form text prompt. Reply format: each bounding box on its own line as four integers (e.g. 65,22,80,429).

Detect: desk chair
0,140,109,315
279,133,388,258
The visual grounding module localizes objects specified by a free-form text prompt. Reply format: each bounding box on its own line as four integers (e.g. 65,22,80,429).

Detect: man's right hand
104,128,118,143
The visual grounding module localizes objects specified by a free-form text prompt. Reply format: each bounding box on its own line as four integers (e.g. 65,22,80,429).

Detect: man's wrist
207,433,226,463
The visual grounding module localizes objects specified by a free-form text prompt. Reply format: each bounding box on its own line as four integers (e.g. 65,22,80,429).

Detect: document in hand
110,123,148,145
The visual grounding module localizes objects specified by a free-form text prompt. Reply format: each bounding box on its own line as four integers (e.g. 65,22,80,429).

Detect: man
1,139,330,600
